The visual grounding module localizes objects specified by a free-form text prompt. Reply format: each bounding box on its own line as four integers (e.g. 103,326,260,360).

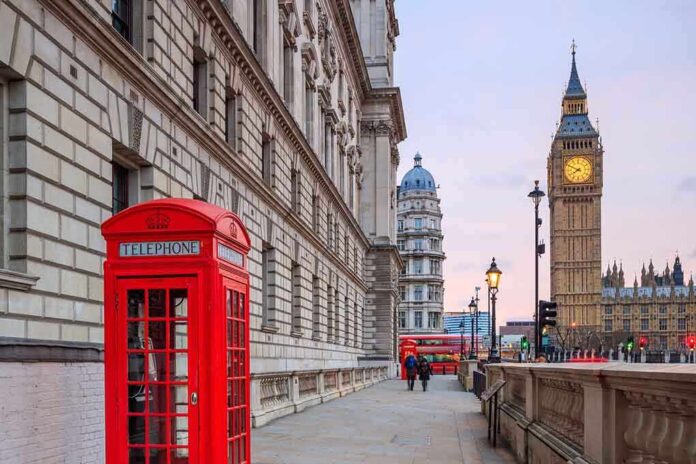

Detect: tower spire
565,40,586,98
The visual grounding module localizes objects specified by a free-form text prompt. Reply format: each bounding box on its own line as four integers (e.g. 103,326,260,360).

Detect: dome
399,152,436,193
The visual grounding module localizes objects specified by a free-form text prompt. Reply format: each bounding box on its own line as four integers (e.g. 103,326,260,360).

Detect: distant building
499,320,535,343
396,153,446,333
443,311,490,337
600,257,696,351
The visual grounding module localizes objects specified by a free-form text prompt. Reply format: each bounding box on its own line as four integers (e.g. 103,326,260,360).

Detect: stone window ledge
261,324,279,334
0,269,39,291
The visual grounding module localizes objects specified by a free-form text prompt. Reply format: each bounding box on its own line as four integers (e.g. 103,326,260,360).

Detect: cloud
677,177,696,194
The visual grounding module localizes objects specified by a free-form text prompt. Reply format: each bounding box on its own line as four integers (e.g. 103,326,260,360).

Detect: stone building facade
601,257,696,351
396,153,445,333
0,0,404,461
548,47,603,330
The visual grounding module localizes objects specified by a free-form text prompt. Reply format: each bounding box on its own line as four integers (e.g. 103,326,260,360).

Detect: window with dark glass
112,162,129,214
225,89,237,148
112,0,132,42
193,47,207,117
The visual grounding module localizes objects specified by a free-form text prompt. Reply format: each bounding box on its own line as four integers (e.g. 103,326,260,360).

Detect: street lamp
459,319,465,359
528,180,545,356
486,257,502,362
474,286,481,357
468,297,477,359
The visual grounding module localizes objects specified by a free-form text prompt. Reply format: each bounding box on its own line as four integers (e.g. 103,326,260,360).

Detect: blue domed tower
396,152,446,333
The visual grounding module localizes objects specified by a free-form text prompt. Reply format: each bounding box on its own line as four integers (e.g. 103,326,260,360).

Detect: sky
393,1,696,324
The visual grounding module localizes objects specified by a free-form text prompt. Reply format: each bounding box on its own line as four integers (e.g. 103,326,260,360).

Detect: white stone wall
0,362,104,464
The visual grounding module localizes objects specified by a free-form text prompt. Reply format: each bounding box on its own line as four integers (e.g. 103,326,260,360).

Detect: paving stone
252,376,516,464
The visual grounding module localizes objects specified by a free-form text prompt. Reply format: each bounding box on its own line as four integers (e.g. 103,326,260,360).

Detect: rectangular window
428,312,440,329
604,319,613,332
659,305,667,315
344,296,350,345
640,318,649,331
312,193,319,231
430,259,440,275
304,84,314,143
327,284,334,341
414,286,423,301
193,48,207,118
262,243,276,327
429,219,436,229
414,218,422,229
283,42,294,108
312,275,321,339
678,304,686,313
112,0,132,42
261,134,272,184
397,220,404,231
252,0,266,64
413,259,423,274
659,318,667,331
678,317,686,331
659,335,667,349
414,239,423,251
291,169,301,212
397,240,405,251
225,90,237,149
414,311,423,329
112,163,130,214
354,302,359,347
623,305,631,315
604,305,613,315
399,286,406,301
399,311,406,329
640,305,648,315
291,262,302,335
344,234,349,261
326,212,332,247
622,319,630,332
333,288,340,342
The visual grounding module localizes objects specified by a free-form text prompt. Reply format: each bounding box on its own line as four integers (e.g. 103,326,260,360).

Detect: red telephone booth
102,199,251,464
399,339,417,380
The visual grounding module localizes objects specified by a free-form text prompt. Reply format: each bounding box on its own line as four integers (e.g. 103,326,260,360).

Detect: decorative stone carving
279,0,301,50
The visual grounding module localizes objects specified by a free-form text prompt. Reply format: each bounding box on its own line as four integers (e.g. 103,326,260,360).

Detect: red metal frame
102,199,250,464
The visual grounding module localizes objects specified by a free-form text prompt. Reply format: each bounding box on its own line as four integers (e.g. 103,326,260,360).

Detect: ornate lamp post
486,258,502,362
468,297,477,359
459,319,465,359
528,180,545,356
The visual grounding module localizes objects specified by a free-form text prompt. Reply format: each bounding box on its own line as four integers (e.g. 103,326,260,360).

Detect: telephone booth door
223,277,250,463
118,277,199,464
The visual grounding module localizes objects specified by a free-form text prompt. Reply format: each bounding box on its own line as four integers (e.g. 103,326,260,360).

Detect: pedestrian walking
417,356,432,392
404,354,418,391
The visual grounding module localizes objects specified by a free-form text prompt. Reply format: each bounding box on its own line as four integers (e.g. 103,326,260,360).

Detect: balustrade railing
484,363,696,464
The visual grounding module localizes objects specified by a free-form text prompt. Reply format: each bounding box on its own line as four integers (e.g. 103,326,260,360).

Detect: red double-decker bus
399,334,469,378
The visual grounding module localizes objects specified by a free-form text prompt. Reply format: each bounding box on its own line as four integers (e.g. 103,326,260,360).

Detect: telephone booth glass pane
125,285,192,463
226,287,247,463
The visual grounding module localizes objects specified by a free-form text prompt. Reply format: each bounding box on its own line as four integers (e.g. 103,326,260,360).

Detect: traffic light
626,336,634,351
538,301,558,329
639,336,647,350
687,336,696,351
521,336,529,351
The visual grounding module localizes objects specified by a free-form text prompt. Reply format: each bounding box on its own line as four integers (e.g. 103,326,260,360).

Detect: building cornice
364,86,407,143
329,0,371,100
39,0,369,287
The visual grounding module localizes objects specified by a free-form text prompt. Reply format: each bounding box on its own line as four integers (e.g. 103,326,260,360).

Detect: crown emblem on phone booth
229,221,237,236
146,212,170,230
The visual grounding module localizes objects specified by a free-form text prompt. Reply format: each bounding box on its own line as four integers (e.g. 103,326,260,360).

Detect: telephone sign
102,199,251,464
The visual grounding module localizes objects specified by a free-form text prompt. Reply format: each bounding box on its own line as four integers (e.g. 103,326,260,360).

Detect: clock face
564,156,593,183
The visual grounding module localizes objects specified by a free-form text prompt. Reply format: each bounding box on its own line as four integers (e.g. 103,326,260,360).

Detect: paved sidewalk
252,376,516,464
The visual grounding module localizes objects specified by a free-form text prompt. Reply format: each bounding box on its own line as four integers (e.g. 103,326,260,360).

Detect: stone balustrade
485,362,696,464
251,366,389,427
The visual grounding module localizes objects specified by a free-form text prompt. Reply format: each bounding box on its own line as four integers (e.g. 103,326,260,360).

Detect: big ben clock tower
548,43,603,330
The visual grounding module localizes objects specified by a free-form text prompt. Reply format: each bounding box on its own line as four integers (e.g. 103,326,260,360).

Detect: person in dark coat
417,356,432,391
404,354,418,391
